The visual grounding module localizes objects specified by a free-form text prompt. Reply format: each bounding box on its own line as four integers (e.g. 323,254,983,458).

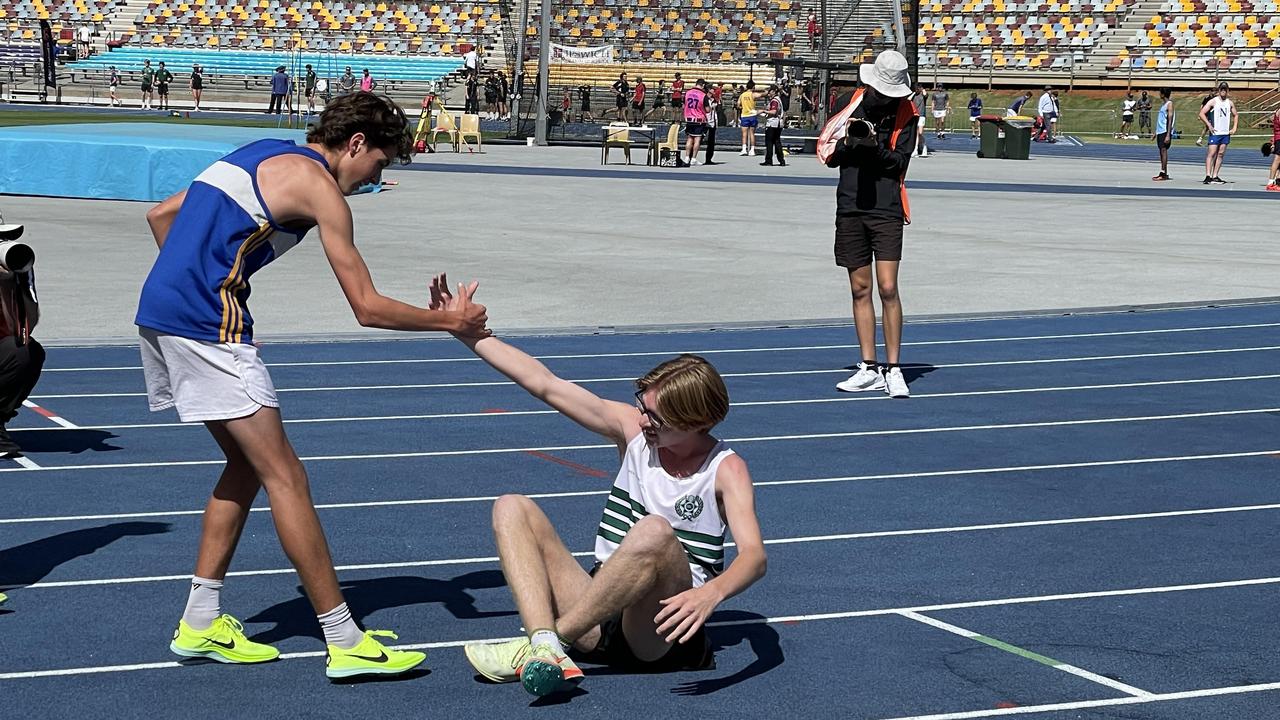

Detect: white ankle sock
318,602,364,649
529,628,565,653
181,576,223,631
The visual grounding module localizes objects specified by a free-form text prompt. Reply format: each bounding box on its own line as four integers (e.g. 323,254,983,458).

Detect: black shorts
570,562,715,672
615,96,627,109
631,101,644,112
685,122,707,137
653,97,665,108
1155,131,1172,149
157,83,169,95
581,101,591,111
834,213,904,268
141,83,152,92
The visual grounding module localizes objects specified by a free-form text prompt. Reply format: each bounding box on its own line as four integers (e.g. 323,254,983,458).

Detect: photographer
0,217,43,456
818,50,917,399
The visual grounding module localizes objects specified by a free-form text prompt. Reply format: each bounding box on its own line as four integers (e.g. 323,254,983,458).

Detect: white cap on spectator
859,50,912,98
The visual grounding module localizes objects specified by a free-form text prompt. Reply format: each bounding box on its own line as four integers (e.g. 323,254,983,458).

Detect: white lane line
16,501,1280,590
5,575,1280,681
29,345,1280,399
873,682,1280,720
39,321,1280,373
20,400,79,429
5,448,1277,525
8,455,40,469
3,407,1277,474
898,611,1154,698
17,373,1280,432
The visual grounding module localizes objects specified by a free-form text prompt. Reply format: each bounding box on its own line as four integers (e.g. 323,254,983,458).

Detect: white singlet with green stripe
594,434,733,587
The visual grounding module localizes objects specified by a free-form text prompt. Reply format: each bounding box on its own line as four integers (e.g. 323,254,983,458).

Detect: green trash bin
1002,119,1032,160
976,115,1006,159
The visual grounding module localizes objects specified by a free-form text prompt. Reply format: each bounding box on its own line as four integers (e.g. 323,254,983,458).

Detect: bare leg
214,407,344,613
1205,144,1214,177
875,260,902,365
491,494,594,645
555,516,692,661
848,264,878,363
1212,145,1227,177
192,422,263,580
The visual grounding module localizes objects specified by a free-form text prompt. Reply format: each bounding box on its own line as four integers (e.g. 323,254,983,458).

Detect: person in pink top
359,68,376,93
682,79,709,167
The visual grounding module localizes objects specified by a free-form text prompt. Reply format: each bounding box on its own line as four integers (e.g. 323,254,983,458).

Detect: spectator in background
1037,86,1057,143
671,72,685,115
1152,87,1174,182
109,65,121,106
304,63,317,112
911,82,928,157
1266,106,1280,190
1007,90,1032,116
268,65,288,114
799,79,815,127
155,61,173,111
1199,81,1237,185
648,78,666,122
704,86,721,165
577,83,593,123
141,59,154,110
189,63,204,112
1117,92,1136,138
779,72,793,117
360,68,375,93
929,83,948,138
338,66,355,95
484,72,498,119
463,45,478,78
0,217,43,458
560,85,571,122
681,78,709,166
611,71,630,123
807,11,820,50
726,82,740,126
1137,90,1152,137
497,71,510,120
464,71,479,114
738,80,758,155
967,92,982,137
712,82,726,126
760,84,785,166
631,75,647,125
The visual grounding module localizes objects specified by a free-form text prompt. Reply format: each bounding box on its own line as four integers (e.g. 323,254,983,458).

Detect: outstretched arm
145,190,187,249
432,275,640,449
654,454,767,643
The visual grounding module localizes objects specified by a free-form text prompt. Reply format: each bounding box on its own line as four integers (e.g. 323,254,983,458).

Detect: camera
848,119,876,141
1263,141,1274,158
0,222,33,274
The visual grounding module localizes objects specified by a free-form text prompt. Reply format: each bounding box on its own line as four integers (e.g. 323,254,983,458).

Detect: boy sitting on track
136,93,489,680
429,277,767,697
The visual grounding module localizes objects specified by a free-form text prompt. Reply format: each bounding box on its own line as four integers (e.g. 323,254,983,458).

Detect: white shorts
932,110,947,119
139,327,278,423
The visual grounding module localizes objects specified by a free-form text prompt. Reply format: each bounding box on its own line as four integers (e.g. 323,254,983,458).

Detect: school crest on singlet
675,494,705,521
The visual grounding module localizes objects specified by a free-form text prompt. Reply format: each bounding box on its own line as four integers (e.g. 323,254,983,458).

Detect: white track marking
4,448,1277,525
27,345,1280,399
2,407,1277,474
872,682,1280,720
39,321,1280,373
5,575,1280,680
16,373,1280,432
20,400,78,429
898,611,1153,697
16,501,1280,589
7,455,40,469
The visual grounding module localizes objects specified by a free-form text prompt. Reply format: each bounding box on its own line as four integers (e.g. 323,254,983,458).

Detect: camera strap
818,89,920,225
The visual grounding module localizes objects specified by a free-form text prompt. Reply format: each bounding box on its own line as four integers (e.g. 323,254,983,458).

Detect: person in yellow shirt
737,81,759,156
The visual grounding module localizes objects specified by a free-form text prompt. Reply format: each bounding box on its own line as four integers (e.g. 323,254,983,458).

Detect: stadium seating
1115,0,1280,72
526,60,754,88
539,0,803,64
0,0,111,24
918,0,1139,69
68,45,464,81
0,39,40,68
115,0,501,56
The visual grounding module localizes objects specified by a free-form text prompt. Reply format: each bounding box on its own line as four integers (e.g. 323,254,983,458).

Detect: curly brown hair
306,92,414,164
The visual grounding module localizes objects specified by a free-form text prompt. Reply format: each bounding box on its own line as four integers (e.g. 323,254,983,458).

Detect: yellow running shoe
0,591,8,605
170,614,280,664
325,630,426,680
464,638,583,696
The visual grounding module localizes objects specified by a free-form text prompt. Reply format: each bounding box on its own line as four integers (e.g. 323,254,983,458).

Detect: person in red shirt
807,12,820,50
631,76,647,125
670,73,685,121
1267,107,1280,191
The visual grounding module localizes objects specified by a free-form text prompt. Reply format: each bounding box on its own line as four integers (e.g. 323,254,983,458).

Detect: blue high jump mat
0,123,306,202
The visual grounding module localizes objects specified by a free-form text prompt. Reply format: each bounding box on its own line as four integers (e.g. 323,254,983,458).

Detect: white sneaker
884,367,910,398
689,158,702,166
739,148,748,156
836,363,885,393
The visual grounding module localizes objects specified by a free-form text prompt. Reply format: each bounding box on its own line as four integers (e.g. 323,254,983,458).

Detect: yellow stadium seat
207,35,218,46
262,37,273,47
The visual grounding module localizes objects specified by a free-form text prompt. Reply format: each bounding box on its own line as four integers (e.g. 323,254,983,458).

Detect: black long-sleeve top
824,93,917,219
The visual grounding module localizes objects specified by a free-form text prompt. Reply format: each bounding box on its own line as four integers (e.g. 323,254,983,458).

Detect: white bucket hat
859,50,913,98
0,211,22,241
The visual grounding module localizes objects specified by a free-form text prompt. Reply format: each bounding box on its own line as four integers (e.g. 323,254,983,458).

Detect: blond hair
635,354,729,432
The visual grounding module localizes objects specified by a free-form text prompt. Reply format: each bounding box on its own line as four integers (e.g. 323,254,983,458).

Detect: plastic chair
602,121,632,164
430,110,459,151
653,122,679,164
456,112,483,152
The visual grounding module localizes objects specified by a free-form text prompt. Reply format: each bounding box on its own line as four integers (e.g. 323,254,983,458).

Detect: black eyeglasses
634,390,666,430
